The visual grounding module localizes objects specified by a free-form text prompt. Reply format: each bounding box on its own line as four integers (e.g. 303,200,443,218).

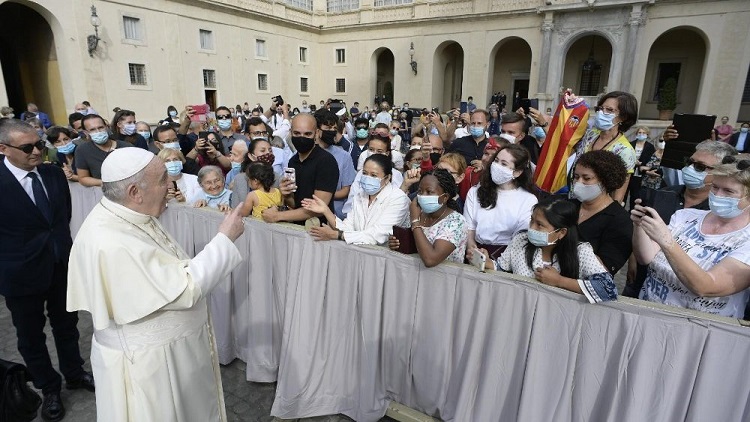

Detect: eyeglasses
721,155,750,171
216,114,232,120
5,140,45,154
595,106,618,115
686,157,714,172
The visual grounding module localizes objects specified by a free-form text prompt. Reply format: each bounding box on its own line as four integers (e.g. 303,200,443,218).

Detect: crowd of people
2,92,750,418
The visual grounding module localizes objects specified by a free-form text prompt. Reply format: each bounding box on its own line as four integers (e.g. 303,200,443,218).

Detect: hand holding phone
470,248,487,272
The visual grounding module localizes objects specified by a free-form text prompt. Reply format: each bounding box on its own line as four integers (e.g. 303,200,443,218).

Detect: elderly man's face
230,143,248,163
139,159,170,217
0,130,44,171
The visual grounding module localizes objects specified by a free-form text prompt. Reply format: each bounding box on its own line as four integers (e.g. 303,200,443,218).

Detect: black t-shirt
520,135,542,165
289,146,339,222
447,135,487,166
576,200,633,275
74,140,134,179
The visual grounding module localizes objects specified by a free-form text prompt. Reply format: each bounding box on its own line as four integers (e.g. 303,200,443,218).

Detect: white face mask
490,162,514,185
571,182,603,203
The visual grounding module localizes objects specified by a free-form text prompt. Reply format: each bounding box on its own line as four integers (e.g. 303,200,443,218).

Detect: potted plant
657,78,677,120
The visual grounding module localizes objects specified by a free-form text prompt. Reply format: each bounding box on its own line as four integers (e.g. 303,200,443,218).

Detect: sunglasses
686,157,714,173
721,155,750,171
5,140,45,154
216,114,232,120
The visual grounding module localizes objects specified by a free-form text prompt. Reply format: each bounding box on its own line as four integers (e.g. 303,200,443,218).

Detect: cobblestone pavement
0,269,628,422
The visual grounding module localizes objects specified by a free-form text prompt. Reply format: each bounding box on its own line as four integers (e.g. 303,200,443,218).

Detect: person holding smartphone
482,196,617,303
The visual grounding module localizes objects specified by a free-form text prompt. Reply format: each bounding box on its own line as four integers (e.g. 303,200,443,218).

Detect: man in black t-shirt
261,113,339,224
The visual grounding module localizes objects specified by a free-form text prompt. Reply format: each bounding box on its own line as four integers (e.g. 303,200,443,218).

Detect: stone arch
432,40,464,112
560,32,614,97
487,37,533,110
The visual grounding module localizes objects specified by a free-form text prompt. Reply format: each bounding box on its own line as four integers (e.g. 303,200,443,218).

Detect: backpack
0,359,41,422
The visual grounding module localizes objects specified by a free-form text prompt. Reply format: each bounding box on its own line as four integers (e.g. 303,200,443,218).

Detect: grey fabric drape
70,183,750,422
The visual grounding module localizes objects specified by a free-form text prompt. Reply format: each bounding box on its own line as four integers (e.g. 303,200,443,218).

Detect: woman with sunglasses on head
632,154,750,318
482,196,617,303
571,91,638,203
464,144,538,263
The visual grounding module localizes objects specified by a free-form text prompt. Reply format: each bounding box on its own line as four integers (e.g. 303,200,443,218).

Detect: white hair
101,170,148,203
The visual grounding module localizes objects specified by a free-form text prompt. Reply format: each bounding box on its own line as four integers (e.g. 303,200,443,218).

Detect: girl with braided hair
389,168,468,267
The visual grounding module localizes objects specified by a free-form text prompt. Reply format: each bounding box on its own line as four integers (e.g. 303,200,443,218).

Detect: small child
242,162,282,218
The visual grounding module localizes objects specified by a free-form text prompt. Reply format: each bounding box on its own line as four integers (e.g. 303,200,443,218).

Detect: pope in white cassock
67,147,246,421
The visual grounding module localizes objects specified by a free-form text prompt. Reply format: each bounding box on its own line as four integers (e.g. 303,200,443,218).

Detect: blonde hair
438,152,468,175
635,125,650,134
710,153,750,195
157,148,186,164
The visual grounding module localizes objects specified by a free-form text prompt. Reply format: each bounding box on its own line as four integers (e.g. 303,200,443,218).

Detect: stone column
537,12,554,96
621,4,645,92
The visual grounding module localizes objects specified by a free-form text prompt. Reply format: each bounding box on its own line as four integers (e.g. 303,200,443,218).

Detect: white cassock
67,197,242,422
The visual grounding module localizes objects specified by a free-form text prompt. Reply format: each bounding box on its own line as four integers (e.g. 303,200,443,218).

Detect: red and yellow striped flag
533,97,590,193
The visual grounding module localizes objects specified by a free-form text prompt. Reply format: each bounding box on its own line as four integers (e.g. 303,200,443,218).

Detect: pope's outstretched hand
219,203,245,241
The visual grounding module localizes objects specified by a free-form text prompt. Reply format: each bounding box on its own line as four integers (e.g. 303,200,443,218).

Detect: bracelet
411,218,420,225
412,225,424,231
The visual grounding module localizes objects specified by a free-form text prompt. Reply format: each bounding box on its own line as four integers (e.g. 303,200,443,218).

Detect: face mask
163,142,181,150
635,134,647,141
356,129,369,139
57,142,76,155
681,165,706,189
490,162,515,185
527,228,560,247
742,128,749,133
390,129,399,136
169,110,178,118
205,188,228,200
138,131,151,140
360,175,384,195
533,126,546,140
7,113,14,118
165,161,183,176
430,127,439,136
231,161,242,170
709,192,749,219
657,141,666,150
594,110,616,131
217,119,232,131
470,126,485,138
292,136,315,154
321,130,337,145
417,194,444,214
430,153,442,166
256,152,275,165
571,181,603,203
122,123,136,135
90,131,109,145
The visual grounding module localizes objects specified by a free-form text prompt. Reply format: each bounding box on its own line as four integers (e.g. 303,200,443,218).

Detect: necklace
420,206,450,227
100,202,183,258
593,131,620,151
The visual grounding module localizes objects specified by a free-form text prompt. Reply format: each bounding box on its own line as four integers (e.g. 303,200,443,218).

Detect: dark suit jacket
0,157,73,297
729,132,750,153
629,140,656,171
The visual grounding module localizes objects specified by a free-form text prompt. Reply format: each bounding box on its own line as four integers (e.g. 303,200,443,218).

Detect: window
578,61,602,97
199,29,213,50
374,0,412,6
652,62,682,101
299,47,308,63
256,39,267,58
286,0,313,11
203,69,216,89
336,78,346,93
123,16,142,41
128,63,147,86
335,48,346,64
327,0,359,12
258,74,268,91
300,77,309,93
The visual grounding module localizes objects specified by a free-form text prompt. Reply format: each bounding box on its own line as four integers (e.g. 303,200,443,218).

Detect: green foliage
657,78,677,111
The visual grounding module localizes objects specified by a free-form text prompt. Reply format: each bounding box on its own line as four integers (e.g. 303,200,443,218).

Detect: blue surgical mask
122,123,136,135
217,119,232,130
709,192,749,219
470,126,485,138
635,134,647,141
742,127,749,133
231,161,242,170
527,228,560,247
163,142,181,150
57,142,76,155
533,126,546,140
360,175,383,195
169,110,178,118
205,188,228,200
90,131,109,145
356,128,369,139
137,131,151,140
594,110,616,131
165,161,183,176
681,165,706,189
390,129,399,136
417,194,444,214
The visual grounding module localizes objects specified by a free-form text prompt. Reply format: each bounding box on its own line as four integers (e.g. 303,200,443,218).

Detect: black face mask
430,153,442,166
320,130,337,145
292,136,315,154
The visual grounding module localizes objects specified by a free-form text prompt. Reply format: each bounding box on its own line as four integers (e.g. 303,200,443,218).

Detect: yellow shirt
252,188,282,218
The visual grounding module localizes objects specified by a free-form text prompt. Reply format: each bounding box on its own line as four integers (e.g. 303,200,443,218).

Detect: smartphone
190,104,209,122
284,167,297,192
172,181,178,190
459,102,468,114
198,131,210,140
470,248,487,272
520,98,538,115
432,107,439,114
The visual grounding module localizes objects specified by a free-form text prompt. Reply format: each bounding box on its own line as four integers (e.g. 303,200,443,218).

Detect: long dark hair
477,144,533,209
524,197,580,279
421,168,459,211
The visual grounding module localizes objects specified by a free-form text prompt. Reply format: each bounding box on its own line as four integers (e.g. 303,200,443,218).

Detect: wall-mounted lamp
409,42,417,75
87,5,101,57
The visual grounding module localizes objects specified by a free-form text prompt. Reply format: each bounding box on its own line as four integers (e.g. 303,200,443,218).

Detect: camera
272,95,284,106
432,107,439,114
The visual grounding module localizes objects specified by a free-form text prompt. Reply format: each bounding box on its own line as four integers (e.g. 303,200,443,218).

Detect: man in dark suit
0,119,93,421
729,122,750,153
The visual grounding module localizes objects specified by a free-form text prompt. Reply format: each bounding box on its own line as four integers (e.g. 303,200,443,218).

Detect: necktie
27,172,52,223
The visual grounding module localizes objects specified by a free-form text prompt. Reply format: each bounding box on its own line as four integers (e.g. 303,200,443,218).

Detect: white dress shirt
337,182,410,245
4,158,48,204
